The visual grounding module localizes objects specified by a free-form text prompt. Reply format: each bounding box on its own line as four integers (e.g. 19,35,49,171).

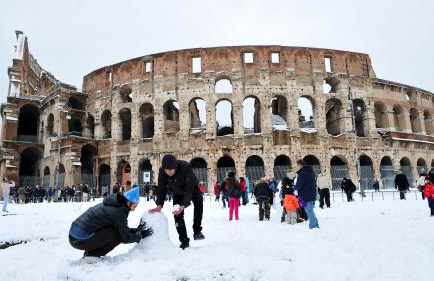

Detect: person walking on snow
1,178,15,213
423,176,434,216
149,155,205,250
317,171,331,208
225,172,242,221
214,182,220,202
394,169,410,200
341,178,356,202
69,187,153,257
254,177,273,221
295,159,320,229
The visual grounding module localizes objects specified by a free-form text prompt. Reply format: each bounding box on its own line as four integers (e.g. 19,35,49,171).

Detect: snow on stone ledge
300,128,318,134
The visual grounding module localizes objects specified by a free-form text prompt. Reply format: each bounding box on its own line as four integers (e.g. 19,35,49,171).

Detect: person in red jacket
199,181,206,193
423,177,434,216
214,182,220,202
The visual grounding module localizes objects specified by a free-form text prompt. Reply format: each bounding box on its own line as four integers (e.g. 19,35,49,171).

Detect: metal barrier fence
273,165,290,181
380,165,395,189
401,166,414,187
330,165,350,190
217,167,235,182
18,176,40,187
330,189,423,202
360,166,375,190
245,166,265,182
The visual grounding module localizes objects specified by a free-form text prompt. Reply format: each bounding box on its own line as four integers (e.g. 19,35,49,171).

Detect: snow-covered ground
0,192,433,281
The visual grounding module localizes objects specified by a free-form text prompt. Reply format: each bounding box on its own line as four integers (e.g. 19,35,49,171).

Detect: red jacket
214,184,220,196
240,180,246,192
424,183,434,199
199,184,206,193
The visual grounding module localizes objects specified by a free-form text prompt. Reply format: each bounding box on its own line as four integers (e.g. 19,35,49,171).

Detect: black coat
226,177,242,199
295,166,317,202
395,174,410,191
72,194,140,244
254,180,273,199
341,179,357,193
156,160,198,207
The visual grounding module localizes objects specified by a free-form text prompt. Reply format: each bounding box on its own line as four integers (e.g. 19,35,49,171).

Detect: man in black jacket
394,169,410,200
341,178,357,202
295,159,319,229
253,177,273,221
149,155,204,249
69,187,153,257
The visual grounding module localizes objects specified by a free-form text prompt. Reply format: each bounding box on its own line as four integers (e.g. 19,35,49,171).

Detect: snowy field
0,192,433,281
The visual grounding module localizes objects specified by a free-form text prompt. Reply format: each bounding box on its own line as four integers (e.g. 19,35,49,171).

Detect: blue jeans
304,201,319,229
2,192,9,212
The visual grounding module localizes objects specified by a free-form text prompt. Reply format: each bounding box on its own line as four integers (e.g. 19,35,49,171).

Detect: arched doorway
380,156,394,189
191,158,208,191
99,164,111,195
416,158,427,174
217,156,235,182
245,155,265,183
117,160,131,191
55,163,65,188
43,166,50,188
273,155,291,180
17,104,40,142
139,103,155,138
303,155,321,176
400,157,413,186
330,156,349,190
80,144,97,188
19,147,41,187
360,155,374,190
138,159,153,186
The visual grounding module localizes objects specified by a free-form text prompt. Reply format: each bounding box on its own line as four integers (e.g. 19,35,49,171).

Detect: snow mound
58,212,178,281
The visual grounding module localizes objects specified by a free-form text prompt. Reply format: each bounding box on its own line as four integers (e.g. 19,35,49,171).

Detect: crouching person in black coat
149,155,205,250
69,187,153,257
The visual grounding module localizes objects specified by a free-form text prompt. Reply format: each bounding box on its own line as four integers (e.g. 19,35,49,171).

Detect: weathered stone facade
1,33,433,193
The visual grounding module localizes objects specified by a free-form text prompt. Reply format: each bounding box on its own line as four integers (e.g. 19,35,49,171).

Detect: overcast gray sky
1,0,433,106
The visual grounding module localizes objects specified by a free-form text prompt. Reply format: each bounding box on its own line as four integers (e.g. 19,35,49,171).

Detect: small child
423,177,434,216
283,187,299,225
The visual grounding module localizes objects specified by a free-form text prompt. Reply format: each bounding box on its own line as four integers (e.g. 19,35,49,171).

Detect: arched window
374,102,389,129
120,85,132,103
19,147,41,187
215,78,232,93
245,155,265,182
409,108,421,133
424,110,433,135
46,114,54,136
243,96,261,134
139,103,154,138
17,104,40,141
119,108,131,140
393,105,405,131
101,110,112,139
353,99,367,137
326,98,343,136
271,95,288,130
216,99,233,136
297,97,315,129
188,98,206,130
163,100,180,133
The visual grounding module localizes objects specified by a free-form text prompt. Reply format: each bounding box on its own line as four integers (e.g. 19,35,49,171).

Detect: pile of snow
300,127,318,134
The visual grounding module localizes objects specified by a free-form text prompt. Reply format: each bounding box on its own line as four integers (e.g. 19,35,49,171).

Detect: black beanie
228,171,235,178
162,155,177,169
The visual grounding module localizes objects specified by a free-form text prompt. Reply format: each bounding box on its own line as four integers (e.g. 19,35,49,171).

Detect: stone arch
117,159,132,191
85,114,95,138
298,96,315,129
416,158,427,174
80,144,97,187
273,155,291,180
243,95,261,134
68,96,85,111
42,166,50,188
139,103,154,138
353,99,367,137
326,98,343,136
399,157,413,185
393,104,405,131
359,155,374,190
374,102,389,129
303,155,321,176
163,100,180,133
330,156,349,190
119,108,132,140
101,110,112,139
46,113,54,137
409,108,422,133
99,164,111,195
380,156,395,189
215,77,232,93
56,163,65,188
68,116,82,136
190,158,208,190
119,85,133,103
19,147,41,187
188,98,206,130
323,77,339,94
245,155,265,182
138,159,153,185
217,155,235,182
271,95,288,129
424,110,434,135
216,99,233,136
17,104,40,141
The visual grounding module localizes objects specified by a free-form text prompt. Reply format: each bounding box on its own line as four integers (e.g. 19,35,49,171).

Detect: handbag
298,196,307,208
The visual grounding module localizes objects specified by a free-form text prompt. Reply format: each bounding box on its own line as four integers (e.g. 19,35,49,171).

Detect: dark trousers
319,188,331,208
257,197,270,221
222,193,229,208
346,191,353,202
215,195,220,202
399,191,406,200
428,197,434,215
69,228,121,257
173,187,203,243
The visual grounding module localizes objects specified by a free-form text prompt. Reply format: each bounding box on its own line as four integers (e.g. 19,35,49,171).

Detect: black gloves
140,227,153,239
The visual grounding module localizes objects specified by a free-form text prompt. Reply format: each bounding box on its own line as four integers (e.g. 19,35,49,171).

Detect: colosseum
1,31,433,194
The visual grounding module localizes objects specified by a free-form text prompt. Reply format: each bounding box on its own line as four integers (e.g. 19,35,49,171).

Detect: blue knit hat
123,187,140,204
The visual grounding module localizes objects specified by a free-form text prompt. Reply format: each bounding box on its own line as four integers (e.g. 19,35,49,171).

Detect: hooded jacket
295,166,317,202
72,193,141,243
254,179,273,198
156,160,198,207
